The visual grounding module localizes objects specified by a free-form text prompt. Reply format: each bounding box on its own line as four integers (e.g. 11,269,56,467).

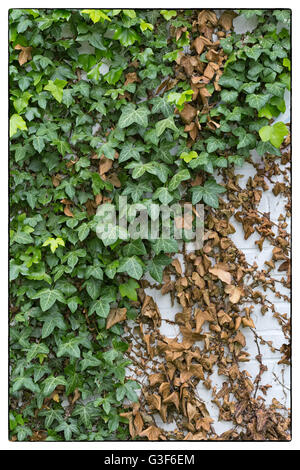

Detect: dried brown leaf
64,206,74,217
209,266,232,284
14,44,32,66
139,425,162,441
218,11,237,31
106,307,127,329
179,103,197,124
224,285,242,303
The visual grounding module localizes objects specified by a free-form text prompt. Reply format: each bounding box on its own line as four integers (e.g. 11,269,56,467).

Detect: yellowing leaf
10,114,27,138
81,9,111,23
42,237,65,253
44,79,67,103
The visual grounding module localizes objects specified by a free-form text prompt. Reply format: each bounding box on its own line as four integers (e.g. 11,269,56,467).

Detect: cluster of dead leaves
170,10,238,141
122,136,290,441
222,143,291,291
98,153,121,188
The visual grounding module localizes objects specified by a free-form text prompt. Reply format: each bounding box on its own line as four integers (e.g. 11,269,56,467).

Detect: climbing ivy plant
9,8,290,441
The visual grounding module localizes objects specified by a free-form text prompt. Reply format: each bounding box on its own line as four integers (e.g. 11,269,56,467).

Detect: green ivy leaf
41,311,66,338
155,116,178,137
57,338,81,359
32,136,45,153
190,180,226,208
42,375,67,396
118,104,150,128
152,238,178,255
113,27,140,47
26,343,49,362
118,256,144,280
33,288,65,312
246,93,271,110
44,79,67,103
77,223,90,241
42,237,65,253
119,143,142,163
81,9,111,23
160,10,177,20
12,376,40,394
221,90,238,103
153,187,173,205
89,298,111,318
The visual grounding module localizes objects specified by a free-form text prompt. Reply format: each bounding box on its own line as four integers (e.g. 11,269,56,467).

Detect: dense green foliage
9,9,290,441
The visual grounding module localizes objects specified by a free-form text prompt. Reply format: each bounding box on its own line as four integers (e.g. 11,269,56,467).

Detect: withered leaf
209,266,232,284
185,122,198,140
196,416,214,432
206,48,219,62
139,425,162,441
134,412,144,434
163,391,180,411
124,72,139,86
172,258,182,275
203,63,215,80
233,331,246,347
51,175,61,187
148,394,161,411
99,156,113,176
218,11,237,31
256,409,268,432
107,172,121,188
187,402,198,421
199,87,211,106
180,56,194,76
242,317,255,328
192,272,205,289
225,285,242,303
149,373,165,387
52,392,60,403
278,260,289,272
95,193,103,206
175,214,193,230
217,309,232,325
198,10,218,27
195,309,214,332
64,206,74,217
179,103,197,124
106,307,127,329
159,382,170,398
189,364,205,380
14,44,32,66
71,388,81,405
193,36,205,55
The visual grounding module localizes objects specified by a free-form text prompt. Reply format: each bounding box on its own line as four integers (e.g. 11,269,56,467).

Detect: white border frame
2,0,298,450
